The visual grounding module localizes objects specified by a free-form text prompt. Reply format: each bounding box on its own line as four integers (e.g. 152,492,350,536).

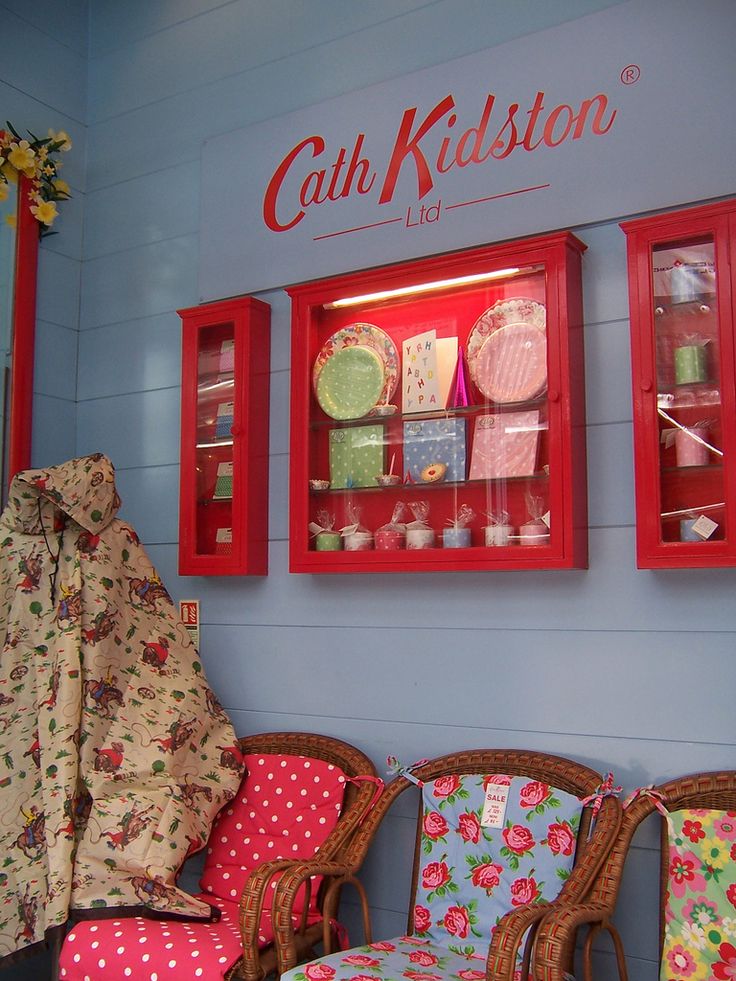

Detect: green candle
674,345,707,385
315,531,342,551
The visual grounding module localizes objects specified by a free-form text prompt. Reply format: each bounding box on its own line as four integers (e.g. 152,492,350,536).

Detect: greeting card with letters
403,418,467,483
469,410,540,480
329,424,385,488
402,330,442,414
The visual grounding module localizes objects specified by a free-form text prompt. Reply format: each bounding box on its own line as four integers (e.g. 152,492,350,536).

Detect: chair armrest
532,902,612,981
486,901,555,981
269,860,356,973
238,859,321,981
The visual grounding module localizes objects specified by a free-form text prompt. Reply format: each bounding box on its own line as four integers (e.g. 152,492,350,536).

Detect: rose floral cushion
283,772,583,981
660,809,736,981
60,752,347,981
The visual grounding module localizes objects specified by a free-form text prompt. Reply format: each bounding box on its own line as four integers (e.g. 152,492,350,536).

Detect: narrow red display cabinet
178,296,271,575
288,231,588,573
622,199,736,569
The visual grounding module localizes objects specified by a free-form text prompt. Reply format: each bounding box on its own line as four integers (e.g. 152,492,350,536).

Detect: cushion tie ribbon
386,755,429,788
580,771,622,839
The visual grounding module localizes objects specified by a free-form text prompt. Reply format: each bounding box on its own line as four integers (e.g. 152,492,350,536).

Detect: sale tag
481,782,510,828
691,515,718,539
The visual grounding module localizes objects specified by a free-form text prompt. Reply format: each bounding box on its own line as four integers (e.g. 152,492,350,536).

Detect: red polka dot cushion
60,898,242,980
59,753,348,981
200,752,347,913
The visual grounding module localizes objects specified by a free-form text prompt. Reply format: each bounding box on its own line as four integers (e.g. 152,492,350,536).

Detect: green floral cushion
661,809,736,981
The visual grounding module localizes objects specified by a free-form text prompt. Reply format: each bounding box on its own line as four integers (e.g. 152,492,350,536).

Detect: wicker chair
533,771,736,981
274,749,621,981
59,731,380,981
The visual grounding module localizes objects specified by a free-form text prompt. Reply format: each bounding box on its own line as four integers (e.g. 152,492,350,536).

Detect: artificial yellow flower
1,162,19,185
30,199,58,225
53,178,70,197
8,140,36,176
0,182,8,203
48,128,72,151
5,214,16,229
43,164,55,177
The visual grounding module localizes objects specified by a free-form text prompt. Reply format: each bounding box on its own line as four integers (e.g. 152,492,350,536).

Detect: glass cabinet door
653,235,725,546
193,322,237,559
288,231,588,574
623,200,736,568
178,297,271,576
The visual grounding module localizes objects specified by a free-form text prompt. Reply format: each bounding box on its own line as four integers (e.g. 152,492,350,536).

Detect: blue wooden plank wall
5,2,736,980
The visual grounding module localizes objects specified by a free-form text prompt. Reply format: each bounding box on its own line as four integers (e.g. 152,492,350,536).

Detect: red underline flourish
313,216,403,241
446,182,551,211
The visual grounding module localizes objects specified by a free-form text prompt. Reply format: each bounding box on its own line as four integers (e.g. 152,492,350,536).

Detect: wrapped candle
340,503,374,551
483,509,513,547
375,502,408,550
443,504,475,548
406,500,435,550
308,510,342,551
674,421,711,468
680,516,702,542
519,494,550,545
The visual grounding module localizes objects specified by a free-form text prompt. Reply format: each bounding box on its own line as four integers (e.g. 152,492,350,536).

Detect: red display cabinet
178,296,271,575
622,199,736,569
288,231,588,574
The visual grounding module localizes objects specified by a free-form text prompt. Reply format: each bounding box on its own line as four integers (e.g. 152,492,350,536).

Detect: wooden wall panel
63,6,736,981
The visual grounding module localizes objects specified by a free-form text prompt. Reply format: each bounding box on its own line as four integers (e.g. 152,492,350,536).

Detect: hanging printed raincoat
0,454,244,967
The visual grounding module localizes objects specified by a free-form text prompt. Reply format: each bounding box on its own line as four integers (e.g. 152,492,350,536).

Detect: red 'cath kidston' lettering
262,89,618,232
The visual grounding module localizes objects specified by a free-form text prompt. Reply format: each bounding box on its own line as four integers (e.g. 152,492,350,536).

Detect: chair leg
582,923,628,981
609,924,629,981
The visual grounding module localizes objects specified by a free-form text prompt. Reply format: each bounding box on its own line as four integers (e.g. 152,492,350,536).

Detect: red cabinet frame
288,231,588,573
178,296,271,576
622,199,736,568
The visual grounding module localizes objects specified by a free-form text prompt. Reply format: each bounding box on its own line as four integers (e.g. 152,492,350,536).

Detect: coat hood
2,453,121,535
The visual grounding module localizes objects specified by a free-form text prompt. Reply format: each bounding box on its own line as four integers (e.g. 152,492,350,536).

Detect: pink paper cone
447,345,472,408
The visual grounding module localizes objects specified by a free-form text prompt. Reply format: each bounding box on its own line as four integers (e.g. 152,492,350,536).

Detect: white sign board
200,0,736,298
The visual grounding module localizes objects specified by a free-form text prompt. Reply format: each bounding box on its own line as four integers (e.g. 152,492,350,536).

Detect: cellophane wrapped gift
519,493,550,545
406,500,434,550
375,502,408,550
443,504,475,548
309,509,342,551
341,503,373,551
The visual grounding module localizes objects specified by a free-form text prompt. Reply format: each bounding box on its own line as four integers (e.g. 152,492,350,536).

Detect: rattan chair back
320,748,621,981
533,770,736,981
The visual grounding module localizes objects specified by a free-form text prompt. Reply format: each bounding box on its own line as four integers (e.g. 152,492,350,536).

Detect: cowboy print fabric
0,454,243,966
284,772,583,981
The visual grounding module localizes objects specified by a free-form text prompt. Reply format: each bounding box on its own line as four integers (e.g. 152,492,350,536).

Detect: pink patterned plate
313,323,399,406
473,322,547,403
467,297,546,384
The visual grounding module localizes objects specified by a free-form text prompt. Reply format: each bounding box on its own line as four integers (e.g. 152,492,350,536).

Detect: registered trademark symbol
620,64,640,84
